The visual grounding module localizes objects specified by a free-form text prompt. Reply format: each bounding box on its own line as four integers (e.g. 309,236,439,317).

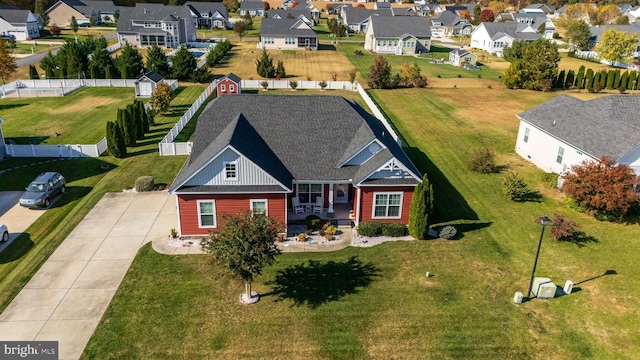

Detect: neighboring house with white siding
116,3,196,48
470,21,541,56
341,7,392,33
515,95,640,175
259,17,317,50
364,16,431,55
0,8,40,40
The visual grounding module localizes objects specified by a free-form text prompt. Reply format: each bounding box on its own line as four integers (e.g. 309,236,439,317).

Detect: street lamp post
527,215,551,300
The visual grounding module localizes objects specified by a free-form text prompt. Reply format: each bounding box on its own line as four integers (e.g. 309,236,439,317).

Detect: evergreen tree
606,69,615,89
114,121,127,157
29,64,39,79
171,45,197,81
599,70,607,88
125,106,136,145
627,70,637,89
575,65,585,89
565,70,575,89
145,44,171,78
408,174,434,240
614,69,622,88
256,49,275,78
368,56,392,89
70,16,78,34
276,60,286,78
88,48,113,79
556,70,565,89
620,72,629,90
136,100,149,132
586,68,595,89
116,43,144,79
40,50,57,79
106,121,124,158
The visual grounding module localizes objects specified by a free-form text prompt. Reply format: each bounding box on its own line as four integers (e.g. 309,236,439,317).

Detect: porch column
328,183,334,214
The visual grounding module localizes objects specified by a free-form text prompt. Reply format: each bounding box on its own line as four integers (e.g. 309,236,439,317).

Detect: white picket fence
5,138,107,158
0,78,179,98
158,80,217,156
241,79,356,91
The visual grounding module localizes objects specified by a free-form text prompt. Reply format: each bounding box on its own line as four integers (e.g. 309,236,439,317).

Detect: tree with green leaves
575,65,585,89
116,43,144,79
409,174,434,240
565,69,575,89
368,56,392,89
70,16,79,34
136,100,149,132
29,64,39,79
233,20,247,41
242,12,253,29
89,48,115,78
0,39,17,84
276,60,285,78
223,0,239,12
40,50,57,78
151,82,175,114
145,44,171,78
106,121,127,158
201,211,282,304
595,28,639,64
256,49,276,78
502,39,560,91
171,45,197,81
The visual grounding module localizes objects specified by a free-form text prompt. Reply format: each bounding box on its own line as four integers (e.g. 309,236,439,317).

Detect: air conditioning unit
532,277,556,299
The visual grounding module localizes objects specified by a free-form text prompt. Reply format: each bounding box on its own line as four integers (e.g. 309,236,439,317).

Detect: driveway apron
0,191,177,360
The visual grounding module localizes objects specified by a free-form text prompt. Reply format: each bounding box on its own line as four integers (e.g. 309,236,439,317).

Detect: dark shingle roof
117,3,191,33
590,24,640,42
431,10,466,27
343,8,392,24
450,48,471,56
184,1,227,19
369,15,431,38
260,18,316,37
81,0,117,13
0,9,32,23
240,0,263,11
141,70,163,83
223,73,241,83
518,95,640,161
268,9,311,21
480,22,541,41
170,95,421,192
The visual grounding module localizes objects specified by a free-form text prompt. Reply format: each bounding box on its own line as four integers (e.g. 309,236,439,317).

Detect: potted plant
170,228,178,239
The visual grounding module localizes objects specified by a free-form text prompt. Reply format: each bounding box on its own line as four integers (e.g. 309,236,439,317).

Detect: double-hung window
524,127,530,143
220,84,226,92
198,200,216,228
298,183,322,204
224,161,237,180
372,192,403,219
556,147,564,164
250,199,268,215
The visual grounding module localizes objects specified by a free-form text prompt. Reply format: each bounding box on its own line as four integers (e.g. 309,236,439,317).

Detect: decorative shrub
275,233,286,242
325,225,337,237
298,233,307,242
501,172,530,202
357,222,381,237
467,147,496,173
305,215,322,230
318,80,328,90
260,80,269,90
381,223,407,237
439,225,457,239
289,80,298,90
135,176,155,192
550,213,581,241
325,234,334,241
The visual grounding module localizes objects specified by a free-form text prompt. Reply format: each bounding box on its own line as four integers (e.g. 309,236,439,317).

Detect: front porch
287,203,353,226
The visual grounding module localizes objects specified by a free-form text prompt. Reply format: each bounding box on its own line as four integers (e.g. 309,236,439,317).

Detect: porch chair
292,196,304,214
313,197,323,214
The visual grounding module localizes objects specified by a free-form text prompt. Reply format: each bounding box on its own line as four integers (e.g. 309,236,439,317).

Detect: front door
334,183,348,203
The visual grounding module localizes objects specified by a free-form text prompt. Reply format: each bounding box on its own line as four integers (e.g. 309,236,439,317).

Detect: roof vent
552,120,556,126
143,8,147,14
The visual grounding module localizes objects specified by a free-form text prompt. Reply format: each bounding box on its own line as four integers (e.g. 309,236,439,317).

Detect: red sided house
216,73,241,95
169,95,422,236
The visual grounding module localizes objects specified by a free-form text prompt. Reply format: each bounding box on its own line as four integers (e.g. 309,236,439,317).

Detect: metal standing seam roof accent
369,15,431,38
169,95,421,193
517,94,640,161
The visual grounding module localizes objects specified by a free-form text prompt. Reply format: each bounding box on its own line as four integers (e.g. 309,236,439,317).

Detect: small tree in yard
289,80,298,90
318,80,327,90
70,16,78,34
260,80,269,91
501,172,533,202
201,211,282,304
106,121,127,158
368,56,392,89
151,82,175,114
233,20,248,41
49,24,61,36
276,60,286,78
29,64,39,79
171,45,197,81
467,147,496,173
562,157,639,221
0,39,17,84
256,49,276,78
409,174,434,240
550,213,581,241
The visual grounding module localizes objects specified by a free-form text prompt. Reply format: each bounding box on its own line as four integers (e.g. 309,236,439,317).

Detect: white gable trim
356,157,421,186
338,139,386,167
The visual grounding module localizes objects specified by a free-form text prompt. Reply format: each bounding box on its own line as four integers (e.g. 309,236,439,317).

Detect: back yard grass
83,83,640,358
0,84,207,313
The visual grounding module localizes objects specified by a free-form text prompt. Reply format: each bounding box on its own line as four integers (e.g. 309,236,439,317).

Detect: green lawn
1,87,136,144
82,83,640,358
338,43,503,83
0,84,207,313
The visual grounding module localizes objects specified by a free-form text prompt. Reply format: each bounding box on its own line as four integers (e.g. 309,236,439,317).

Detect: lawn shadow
172,86,186,98
432,221,492,240
0,103,28,111
0,232,34,264
265,256,380,308
318,43,336,51
405,146,479,223
559,231,599,248
575,270,617,285
5,136,50,145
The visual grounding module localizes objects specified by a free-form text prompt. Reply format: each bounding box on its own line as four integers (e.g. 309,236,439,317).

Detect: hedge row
554,65,639,92
357,222,408,237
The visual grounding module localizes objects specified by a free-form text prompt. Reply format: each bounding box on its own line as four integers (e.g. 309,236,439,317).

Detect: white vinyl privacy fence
241,80,356,91
0,79,178,98
5,138,107,158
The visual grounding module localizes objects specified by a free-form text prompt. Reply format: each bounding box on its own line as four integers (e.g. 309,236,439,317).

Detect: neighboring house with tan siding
45,0,117,26
259,18,317,50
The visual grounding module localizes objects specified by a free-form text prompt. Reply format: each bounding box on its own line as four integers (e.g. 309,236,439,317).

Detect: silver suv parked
19,172,66,208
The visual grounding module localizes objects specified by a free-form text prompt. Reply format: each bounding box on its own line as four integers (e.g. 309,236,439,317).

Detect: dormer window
224,161,237,180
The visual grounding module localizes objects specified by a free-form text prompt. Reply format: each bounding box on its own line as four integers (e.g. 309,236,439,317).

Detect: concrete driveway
0,192,46,250
0,191,177,360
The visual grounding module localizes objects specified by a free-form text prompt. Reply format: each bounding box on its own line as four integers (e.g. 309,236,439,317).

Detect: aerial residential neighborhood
1,0,640,358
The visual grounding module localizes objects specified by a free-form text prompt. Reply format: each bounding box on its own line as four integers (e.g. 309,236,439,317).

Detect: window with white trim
556,147,564,164
524,127,530,143
264,37,274,44
372,192,403,219
298,183,322,204
220,84,226,92
229,84,235,92
285,37,295,44
197,200,216,228
224,161,237,180
250,199,268,215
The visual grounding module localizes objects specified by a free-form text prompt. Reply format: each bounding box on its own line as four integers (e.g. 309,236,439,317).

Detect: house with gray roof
519,3,554,15
364,16,431,55
45,0,117,26
449,47,477,66
0,8,39,40
341,7,393,33
116,3,196,49
185,1,228,29
470,21,541,56
496,13,555,39
260,17,317,50
268,9,312,25
240,0,265,17
168,95,422,236
515,95,640,175
430,10,472,38
589,24,640,57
